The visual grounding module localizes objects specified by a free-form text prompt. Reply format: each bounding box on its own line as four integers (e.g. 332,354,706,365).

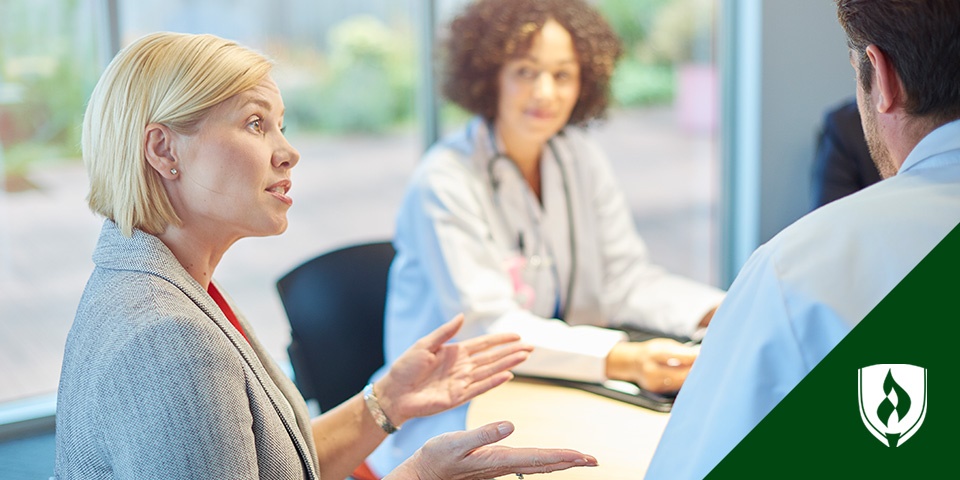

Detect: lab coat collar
466,117,499,173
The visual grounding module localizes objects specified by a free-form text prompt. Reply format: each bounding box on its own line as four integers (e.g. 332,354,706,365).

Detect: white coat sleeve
405,154,626,383
584,139,725,337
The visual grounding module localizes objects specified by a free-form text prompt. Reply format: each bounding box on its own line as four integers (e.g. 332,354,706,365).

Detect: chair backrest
276,241,395,413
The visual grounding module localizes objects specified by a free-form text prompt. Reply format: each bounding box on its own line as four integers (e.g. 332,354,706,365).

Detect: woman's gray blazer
54,220,320,479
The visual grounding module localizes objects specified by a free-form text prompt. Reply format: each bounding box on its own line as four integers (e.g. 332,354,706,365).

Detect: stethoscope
485,123,577,320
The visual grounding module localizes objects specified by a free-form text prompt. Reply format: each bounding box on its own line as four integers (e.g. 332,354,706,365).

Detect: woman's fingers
452,350,530,403
466,350,530,383
418,314,465,351
420,423,598,479
466,341,532,367
476,446,599,477
509,448,599,475
418,317,528,356
461,331,525,355
450,422,597,460
454,421,516,451
460,371,515,400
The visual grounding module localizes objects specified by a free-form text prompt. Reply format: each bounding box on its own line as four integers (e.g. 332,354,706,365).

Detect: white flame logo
858,364,927,447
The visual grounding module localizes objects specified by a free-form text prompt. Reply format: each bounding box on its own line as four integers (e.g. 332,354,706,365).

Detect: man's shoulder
759,175,959,327
781,170,954,253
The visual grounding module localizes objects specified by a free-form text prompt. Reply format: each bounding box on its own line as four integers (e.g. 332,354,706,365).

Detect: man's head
836,0,960,177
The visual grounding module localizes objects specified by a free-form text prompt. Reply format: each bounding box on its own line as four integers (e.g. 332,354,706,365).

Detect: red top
207,282,248,342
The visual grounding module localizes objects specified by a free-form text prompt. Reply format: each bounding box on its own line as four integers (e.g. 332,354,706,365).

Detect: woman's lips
525,109,557,120
266,180,293,206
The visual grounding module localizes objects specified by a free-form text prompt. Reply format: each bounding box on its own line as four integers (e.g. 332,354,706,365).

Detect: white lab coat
368,118,723,475
646,119,960,479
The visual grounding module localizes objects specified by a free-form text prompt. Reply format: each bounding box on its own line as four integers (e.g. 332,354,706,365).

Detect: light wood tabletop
466,377,670,479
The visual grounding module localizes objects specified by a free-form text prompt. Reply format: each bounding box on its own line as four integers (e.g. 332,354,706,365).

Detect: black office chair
276,241,395,413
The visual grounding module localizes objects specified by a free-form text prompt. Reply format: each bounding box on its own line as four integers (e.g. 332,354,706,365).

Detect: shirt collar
899,118,960,174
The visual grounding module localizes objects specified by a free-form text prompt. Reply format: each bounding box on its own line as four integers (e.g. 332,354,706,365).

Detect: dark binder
516,375,677,412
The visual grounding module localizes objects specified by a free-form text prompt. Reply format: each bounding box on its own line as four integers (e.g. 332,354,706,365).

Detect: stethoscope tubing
485,123,577,319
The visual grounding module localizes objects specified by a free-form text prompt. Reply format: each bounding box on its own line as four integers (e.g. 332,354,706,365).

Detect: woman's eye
516,67,537,79
248,118,263,133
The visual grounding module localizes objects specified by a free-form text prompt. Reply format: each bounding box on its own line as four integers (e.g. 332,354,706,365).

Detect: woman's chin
249,219,289,238
271,220,290,236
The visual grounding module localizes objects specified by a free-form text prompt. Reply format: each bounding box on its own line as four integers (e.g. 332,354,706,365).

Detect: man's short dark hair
441,0,622,126
837,0,960,123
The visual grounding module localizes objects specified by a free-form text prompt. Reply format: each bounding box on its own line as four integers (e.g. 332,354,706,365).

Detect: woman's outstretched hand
389,421,598,480
375,314,533,426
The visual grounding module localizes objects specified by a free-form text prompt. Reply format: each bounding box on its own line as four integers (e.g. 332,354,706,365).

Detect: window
0,0,423,405
0,0,721,409
587,0,721,286
0,0,107,405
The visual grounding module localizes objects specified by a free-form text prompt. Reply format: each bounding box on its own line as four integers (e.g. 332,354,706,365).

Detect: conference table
467,377,671,479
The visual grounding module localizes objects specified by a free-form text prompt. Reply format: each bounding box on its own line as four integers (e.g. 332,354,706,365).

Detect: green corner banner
708,223,960,479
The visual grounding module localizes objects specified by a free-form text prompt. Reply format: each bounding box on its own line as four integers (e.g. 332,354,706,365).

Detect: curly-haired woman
368,0,725,474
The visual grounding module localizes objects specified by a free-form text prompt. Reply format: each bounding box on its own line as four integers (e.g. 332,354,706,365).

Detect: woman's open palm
376,315,532,424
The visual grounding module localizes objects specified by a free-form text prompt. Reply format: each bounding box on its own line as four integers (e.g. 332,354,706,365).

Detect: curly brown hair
441,0,622,126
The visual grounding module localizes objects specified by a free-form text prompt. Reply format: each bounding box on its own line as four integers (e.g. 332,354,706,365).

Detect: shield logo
858,364,927,447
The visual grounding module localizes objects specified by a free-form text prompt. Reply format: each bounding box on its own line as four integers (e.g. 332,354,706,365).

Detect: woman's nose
532,71,556,99
273,137,300,169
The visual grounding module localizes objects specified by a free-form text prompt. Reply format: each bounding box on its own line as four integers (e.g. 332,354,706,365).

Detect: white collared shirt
647,119,960,479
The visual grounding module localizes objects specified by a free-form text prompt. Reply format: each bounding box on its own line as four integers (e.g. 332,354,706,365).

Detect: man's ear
864,44,904,114
144,123,179,180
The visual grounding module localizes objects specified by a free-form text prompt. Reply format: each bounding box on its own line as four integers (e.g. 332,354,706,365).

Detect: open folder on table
516,326,697,413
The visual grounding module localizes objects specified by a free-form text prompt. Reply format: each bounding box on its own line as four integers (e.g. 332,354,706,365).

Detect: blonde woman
54,32,596,480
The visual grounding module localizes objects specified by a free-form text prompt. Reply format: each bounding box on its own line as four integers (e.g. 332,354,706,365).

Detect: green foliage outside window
611,59,675,107
282,15,415,134
0,0,97,188
598,0,714,108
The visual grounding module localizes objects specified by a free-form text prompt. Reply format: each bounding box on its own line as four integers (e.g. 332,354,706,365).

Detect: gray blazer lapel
94,221,318,478
219,284,321,473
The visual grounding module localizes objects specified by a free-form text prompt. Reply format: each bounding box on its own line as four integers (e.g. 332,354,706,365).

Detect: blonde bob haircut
83,32,272,237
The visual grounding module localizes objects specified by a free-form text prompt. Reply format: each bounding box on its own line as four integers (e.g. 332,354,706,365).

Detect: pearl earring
170,168,178,175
